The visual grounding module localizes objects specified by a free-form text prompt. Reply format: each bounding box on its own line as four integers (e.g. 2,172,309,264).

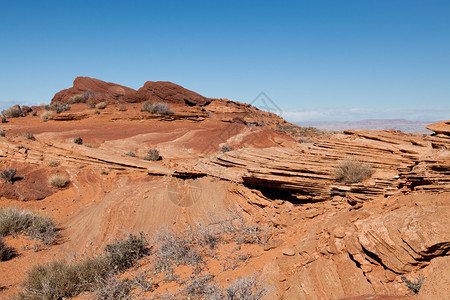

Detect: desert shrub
95,277,133,300
221,145,233,153
40,110,54,122
141,101,173,115
73,137,83,144
88,100,96,109
1,168,16,184
0,207,56,244
94,110,101,115
334,158,373,184
48,102,71,113
133,272,155,292
151,228,203,273
69,90,94,104
212,275,269,300
95,102,107,109
0,130,5,137
125,151,136,157
143,149,161,161
104,233,148,272
19,258,109,300
48,173,69,188
1,116,7,123
18,234,148,299
117,105,127,112
21,133,36,141
0,237,16,261
2,106,24,118
48,160,59,167
401,275,423,294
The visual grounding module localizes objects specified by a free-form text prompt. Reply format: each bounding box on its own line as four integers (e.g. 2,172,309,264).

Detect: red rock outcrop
426,120,450,136
134,81,211,106
51,76,136,104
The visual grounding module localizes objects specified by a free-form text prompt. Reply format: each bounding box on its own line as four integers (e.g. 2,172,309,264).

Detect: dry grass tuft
95,102,107,109
334,158,373,184
141,101,173,115
48,173,69,188
40,110,54,122
143,149,161,161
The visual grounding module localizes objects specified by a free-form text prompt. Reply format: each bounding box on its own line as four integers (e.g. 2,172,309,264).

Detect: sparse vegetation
17,233,148,300
95,102,107,109
104,233,148,272
221,145,233,153
141,101,173,115
334,158,373,184
401,275,423,294
125,151,136,157
0,237,16,261
48,160,59,167
117,105,127,111
48,102,71,113
68,89,94,104
143,149,161,161
21,133,36,141
40,110,54,122
73,137,83,144
1,168,16,184
0,130,5,137
0,207,56,244
2,106,25,118
48,173,69,188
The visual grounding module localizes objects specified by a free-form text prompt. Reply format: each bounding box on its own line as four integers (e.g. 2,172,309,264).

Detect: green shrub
334,158,373,184
141,101,173,115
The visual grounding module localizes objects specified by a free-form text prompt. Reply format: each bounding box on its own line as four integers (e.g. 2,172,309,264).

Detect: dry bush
48,173,69,188
69,90,94,104
401,275,423,294
1,168,16,184
18,258,109,300
2,106,24,118
334,158,373,184
48,160,59,167
104,233,148,272
40,110,54,122
0,207,56,245
18,233,148,299
48,102,71,113
21,133,36,141
72,137,83,144
143,149,161,161
95,102,107,109
132,272,155,292
95,277,133,300
0,237,16,261
125,151,136,157
0,130,5,137
117,105,127,112
151,228,203,274
221,145,233,153
141,101,173,115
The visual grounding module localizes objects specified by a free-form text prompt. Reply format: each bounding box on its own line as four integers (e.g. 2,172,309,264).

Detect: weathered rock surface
418,256,450,300
426,120,450,136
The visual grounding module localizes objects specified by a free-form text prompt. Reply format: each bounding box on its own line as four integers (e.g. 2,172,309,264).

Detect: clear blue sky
1,0,449,121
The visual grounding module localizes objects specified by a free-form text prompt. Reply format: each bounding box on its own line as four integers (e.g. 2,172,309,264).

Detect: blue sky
1,0,449,121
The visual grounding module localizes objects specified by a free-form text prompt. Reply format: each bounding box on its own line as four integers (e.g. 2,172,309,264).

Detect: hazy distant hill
295,119,435,133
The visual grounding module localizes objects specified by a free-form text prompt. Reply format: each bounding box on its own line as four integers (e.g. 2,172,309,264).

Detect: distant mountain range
295,119,436,133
